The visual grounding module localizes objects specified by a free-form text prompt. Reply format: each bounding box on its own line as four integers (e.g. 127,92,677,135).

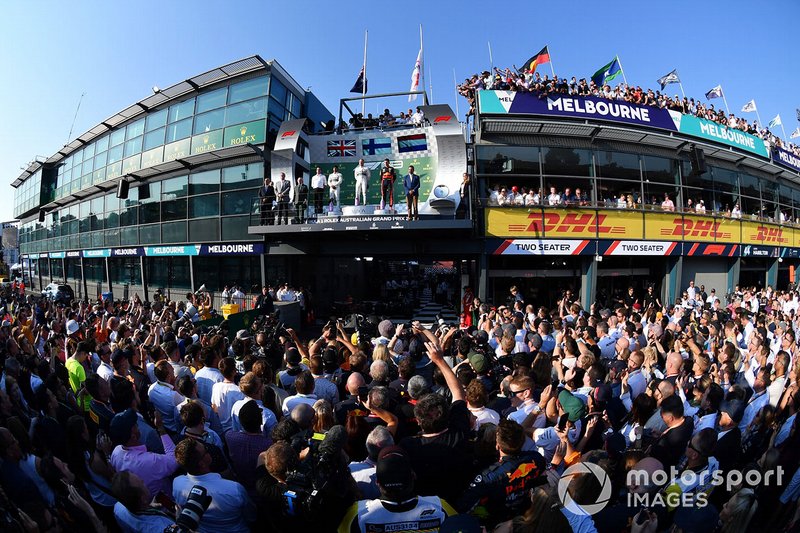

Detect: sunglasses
507,388,529,398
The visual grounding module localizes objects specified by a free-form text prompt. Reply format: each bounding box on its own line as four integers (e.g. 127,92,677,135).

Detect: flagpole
420,24,426,104
754,102,763,130
362,30,368,116
678,81,686,100
720,86,730,115
488,41,493,74
453,68,460,119
428,63,433,103
547,46,556,79
780,120,788,143
616,55,628,86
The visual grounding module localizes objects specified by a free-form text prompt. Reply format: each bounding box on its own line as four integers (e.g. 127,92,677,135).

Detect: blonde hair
373,344,391,363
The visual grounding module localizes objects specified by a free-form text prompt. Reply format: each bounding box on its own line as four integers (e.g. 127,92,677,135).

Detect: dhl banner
741,221,791,246
644,213,739,243
486,208,642,239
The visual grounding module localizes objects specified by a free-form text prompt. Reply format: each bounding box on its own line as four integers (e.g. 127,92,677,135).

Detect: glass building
13,56,333,297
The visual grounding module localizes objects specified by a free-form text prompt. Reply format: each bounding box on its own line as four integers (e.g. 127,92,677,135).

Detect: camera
164,485,212,533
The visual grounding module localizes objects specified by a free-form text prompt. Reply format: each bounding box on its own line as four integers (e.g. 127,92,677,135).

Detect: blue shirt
148,381,185,433
113,503,174,533
194,367,224,405
173,473,255,533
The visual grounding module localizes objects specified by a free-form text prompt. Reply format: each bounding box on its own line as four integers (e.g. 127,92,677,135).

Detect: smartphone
558,413,569,431
154,491,177,514
357,386,369,402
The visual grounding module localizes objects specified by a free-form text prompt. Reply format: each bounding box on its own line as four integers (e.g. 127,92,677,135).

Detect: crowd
459,68,799,156
340,107,426,132
3,275,800,532
484,184,791,222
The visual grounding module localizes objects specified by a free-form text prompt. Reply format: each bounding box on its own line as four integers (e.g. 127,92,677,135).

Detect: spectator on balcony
696,199,707,214
524,188,538,206
574,188,588,206
547,186,562,206
616,195,627,209
627,194,636,209
661,193,675,212
511,186,524,206
563,188,577,206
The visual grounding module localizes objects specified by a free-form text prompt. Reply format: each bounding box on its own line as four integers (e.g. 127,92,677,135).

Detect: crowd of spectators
459,68,799,156
4,277,800,532
339,107,425,132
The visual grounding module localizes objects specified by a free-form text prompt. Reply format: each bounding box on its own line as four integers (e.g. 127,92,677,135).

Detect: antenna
67,92,85,144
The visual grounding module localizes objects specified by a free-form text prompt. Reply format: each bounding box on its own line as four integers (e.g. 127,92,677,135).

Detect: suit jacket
275,179,291,201
294,184,309,204
713,427,742,474
403,173,420,196
259,184,275,203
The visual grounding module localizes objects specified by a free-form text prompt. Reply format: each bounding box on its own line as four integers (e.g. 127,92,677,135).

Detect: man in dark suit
714,399,743,474
258,177,275,225
293,176,309,223
274,172,291,225
403,165,421,221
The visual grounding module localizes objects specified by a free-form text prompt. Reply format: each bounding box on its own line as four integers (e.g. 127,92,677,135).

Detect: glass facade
477,144,793,221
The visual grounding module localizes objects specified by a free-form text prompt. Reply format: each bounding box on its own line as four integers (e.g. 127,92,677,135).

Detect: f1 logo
281,130,296,138
433,116,452,123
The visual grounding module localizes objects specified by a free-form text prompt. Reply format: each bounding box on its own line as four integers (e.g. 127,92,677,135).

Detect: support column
580,257,597,310
80,256,88,301
140,256,148,302
189,255,195,293
105,257,112,299
767,258,779,289
477,253,489,302
664,256,683,305
37,259,43,290
727,257,741,297
260,253,266,288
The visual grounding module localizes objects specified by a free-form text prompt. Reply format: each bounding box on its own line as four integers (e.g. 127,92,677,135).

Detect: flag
350,66,367,94
741,100,757,113
791,127,800,139
397,133,427,153
520,46,550,73
705,85,723,99
591,57,622,86
409,48,422,102
362,137,392,156
327,140,356,157
796,108,800,122
657,69,680,90
769,114,782,128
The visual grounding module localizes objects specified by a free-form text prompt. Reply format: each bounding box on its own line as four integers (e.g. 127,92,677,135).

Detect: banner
492,239,594,256
644,213,739,243
83,249,111,258
684,243,739,256
223,119,266,148
670,112,769,158
111,247,144,257
479,91,678,131
485,208,641,239
741,222,790,246
201,243,264,256
742,244,778,258
774,147,800,173
49,252,66,259
599,240,679,256
144,245,201,257
781,248,800,258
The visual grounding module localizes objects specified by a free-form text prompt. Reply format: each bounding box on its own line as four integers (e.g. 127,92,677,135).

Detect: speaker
116,179,129,199
138,184,150,200
38,209,46,223
690,146,707,175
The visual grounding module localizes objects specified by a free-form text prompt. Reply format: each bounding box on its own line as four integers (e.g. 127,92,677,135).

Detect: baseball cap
720,399,745,424
286,348,301,365
108,408,138,445
236,329,252,340
66,319,80,336
376,446,414,492
378,319,394,338
468,352,488,373
473,330,489,344
558,390,587,422
592,384,612,404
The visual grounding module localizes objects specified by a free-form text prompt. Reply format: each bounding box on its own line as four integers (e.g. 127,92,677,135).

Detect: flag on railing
705,85,724,99
350,66,367,94
791,127,800,139
591,57,621,86
657,69,680,90
741,100,757,113
520,46,550,74
769,114,782,128
409,48,422,101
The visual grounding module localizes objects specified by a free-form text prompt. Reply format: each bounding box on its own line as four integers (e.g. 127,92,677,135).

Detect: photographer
172,438,255,533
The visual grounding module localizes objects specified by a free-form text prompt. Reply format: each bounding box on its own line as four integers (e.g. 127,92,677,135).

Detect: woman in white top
466,380,500,431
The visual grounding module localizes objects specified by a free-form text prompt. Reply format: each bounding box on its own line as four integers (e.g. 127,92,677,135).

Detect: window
710,167,737,214
291,94,302,118
189,169,220,195
229,76,268,104
189,218,219,241
120,227,137,245
124,136,143,158
642,156,676,184
161,221,187,243
761,179,778,220
222,190,254,215
596,151,639,180
95,136,109,153
196,87,227,113
542,147,592,177
110,129,125,147
162,175,188,199
81,159,94,176
139,224,160,244
83,142,95,160
193,109,225,135
739,174,760,217
146,109,168,132
161,198,187,221
107,144,124,165
222,164,262,191
94,151,108,169
477,146,540,175
189,194,219,218
169,98,195,123
126,119,145,140
143,128,165,151
166,118,192,143
224,98,267,127
221,215,249,240
270,78,288,107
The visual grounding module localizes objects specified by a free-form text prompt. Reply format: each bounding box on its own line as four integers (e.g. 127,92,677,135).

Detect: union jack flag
327,139,356,157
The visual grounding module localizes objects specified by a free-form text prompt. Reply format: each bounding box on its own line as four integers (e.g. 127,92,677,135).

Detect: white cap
66,319,79,335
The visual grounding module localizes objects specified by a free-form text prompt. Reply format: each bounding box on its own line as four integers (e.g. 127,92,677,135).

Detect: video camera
164,485,212,533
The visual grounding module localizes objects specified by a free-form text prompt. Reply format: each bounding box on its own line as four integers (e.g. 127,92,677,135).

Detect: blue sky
1,0,797,222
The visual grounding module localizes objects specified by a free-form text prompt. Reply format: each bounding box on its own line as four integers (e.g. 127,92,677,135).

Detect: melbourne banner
774,147,800,173
478,91,769,158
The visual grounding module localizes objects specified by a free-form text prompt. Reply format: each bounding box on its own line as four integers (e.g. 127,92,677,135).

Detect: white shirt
328,172,343,189
311,173,326,189
469,406,501,430
195,366,224,405
97,361,114,382
768,375,787,407
282,393,318,416
230,397,277,437
349,458,379,499
148,381,186,433
354,165,370,182
172,473,255,533
211,382,245,434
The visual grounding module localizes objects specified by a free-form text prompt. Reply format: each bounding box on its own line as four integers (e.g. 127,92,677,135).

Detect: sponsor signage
645,213,739,243
684,243,739,257
742,244,778,257
28,254,39,259
66,251,81,258
111,247,144,257
741,222,790,245
600,240,679,256
774,147,800,173
164,138,191,162
49,252,66,259
670,112,769,158
493,239,594,256
223,119,266,148
83,249,111,258
486,208,634,238
140,147,164,169
201,243,264,256
190,130,223,155
145,245,201,257
781,247,800,258
479,91,678,130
